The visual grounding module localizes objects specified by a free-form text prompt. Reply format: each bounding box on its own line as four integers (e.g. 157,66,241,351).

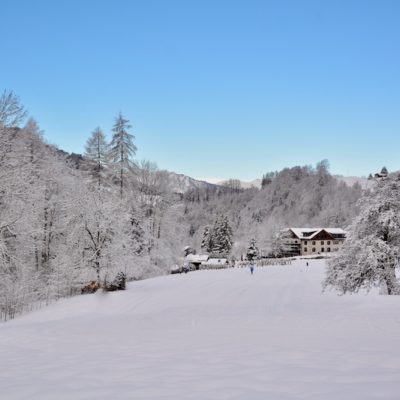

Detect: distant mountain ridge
163,171,217,193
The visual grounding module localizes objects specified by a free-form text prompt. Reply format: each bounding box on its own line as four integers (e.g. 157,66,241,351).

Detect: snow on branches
325,177,400,295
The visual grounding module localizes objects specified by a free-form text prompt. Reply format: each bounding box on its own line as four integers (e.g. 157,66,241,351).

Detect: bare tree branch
0,90,27,128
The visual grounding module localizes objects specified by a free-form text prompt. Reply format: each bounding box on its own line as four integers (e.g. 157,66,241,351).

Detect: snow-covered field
1,259,400,400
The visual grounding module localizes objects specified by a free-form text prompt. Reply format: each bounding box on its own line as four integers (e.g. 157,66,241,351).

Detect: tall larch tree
85,127,109,188
109,113,137,198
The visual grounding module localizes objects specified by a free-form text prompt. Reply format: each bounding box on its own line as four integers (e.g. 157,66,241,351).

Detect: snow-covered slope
1,260,400,400
164,171,217,193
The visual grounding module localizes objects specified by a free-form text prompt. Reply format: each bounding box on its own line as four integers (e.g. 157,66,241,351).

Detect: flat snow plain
1,259,400,400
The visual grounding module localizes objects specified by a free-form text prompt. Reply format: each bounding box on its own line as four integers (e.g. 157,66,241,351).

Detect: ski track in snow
1,260,400,400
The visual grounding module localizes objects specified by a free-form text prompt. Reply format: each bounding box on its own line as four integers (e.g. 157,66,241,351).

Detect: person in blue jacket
249,263,255,275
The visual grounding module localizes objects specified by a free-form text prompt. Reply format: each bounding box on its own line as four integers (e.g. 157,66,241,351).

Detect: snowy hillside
164,171,217,193
1,259,399,400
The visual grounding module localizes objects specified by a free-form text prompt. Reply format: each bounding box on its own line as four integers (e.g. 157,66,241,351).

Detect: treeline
0,92,185,320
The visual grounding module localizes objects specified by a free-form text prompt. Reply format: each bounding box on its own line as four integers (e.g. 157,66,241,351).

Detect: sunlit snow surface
1,259,400,400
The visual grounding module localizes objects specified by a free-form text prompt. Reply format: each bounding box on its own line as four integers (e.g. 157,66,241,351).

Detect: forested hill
0,123,369,320
182,161,366,256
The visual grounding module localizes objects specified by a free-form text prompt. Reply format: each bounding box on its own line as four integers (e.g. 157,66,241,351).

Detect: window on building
304,248,307,252
327,241,331,245
321,248,325,252
321,241,324,245
333,240,339,244
312,248,316,252
312,241,316,245
327,248,331,252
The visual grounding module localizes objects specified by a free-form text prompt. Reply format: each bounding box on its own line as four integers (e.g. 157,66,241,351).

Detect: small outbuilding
185,254,209,270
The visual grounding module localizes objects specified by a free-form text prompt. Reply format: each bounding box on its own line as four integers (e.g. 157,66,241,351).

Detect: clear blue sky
2,0,400,180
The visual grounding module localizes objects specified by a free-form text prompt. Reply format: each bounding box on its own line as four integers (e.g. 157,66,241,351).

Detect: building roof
286,228,346,240
186,254,209,263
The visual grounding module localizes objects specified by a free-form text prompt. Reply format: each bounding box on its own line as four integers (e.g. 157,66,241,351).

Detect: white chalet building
279,228,346,257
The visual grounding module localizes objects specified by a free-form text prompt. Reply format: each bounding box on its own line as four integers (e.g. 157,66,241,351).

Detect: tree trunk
96,261,101,286
383,266,398,295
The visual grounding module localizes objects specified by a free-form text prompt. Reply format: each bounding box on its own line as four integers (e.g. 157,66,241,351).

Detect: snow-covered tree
246,238,259,261
324,177,400,295
211,215,233,256
270,230,293,258
0,90,27,128
73,187,144,285
200,216,233,255
201,226,213,253
109,113,137,198
133,159,167,212
84,127,109,187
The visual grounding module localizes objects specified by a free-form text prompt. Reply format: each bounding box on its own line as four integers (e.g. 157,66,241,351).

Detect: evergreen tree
201,226,213,253
246,238,259,261
324,177,400,295
84,127,109,187
201,216,233,255
109,113,137,198
211,215,233,255
381,166,388,175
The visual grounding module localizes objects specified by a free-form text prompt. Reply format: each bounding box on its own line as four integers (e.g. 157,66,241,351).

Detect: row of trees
0,92,182,320
0,121,150,320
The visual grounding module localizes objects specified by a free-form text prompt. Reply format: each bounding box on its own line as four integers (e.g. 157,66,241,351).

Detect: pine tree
109,113,137,198
324,177,400,295
84,127,109,187
211,215,233,256
246,238,259,261
201,226,213,253
381,166,388,176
